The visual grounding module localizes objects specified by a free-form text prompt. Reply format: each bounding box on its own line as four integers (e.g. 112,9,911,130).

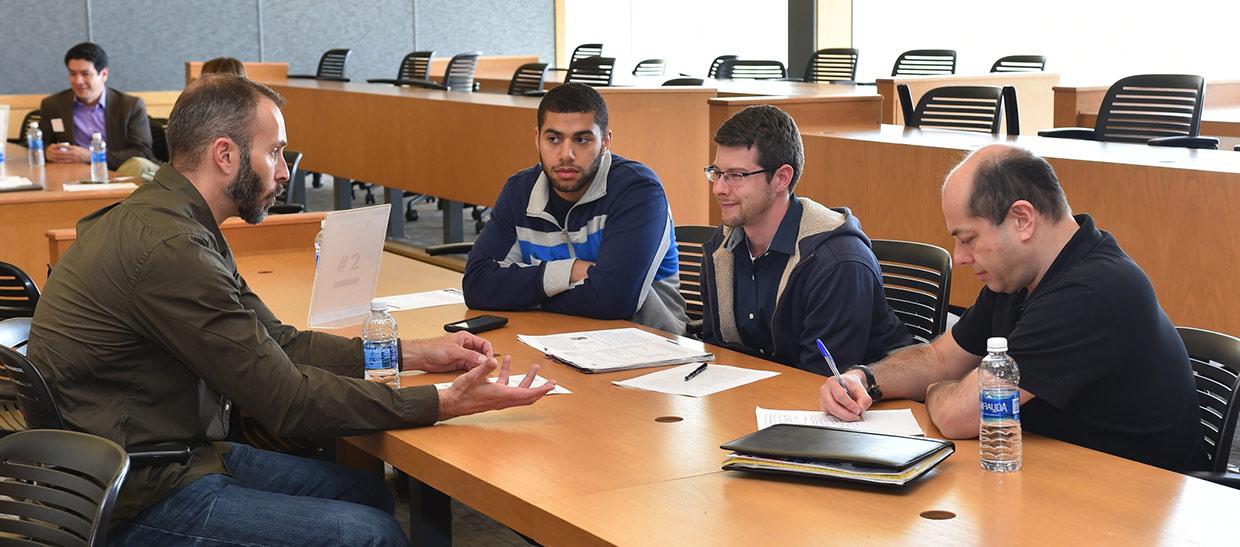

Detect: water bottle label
31,138,42,150
91,151,107,164
981,391,1020,421
364,341,399,370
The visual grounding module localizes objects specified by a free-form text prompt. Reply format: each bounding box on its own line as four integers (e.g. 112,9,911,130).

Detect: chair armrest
397,79,448,90
267,204,306,215
522,90,549,97
1037,127,1096,140
288,74,316,79
366,78,401,84
425,243,475,256
1147,136,1220,150
6,138,26,146
853,81,877,86
127,442,193,467
686,319,704,338
315,76,350,83
1187,470,1240,489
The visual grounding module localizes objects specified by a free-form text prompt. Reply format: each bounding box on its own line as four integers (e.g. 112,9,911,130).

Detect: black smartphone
444,315,508,334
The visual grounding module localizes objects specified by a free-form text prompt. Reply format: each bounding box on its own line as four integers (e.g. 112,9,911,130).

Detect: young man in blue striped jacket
463,83,688,334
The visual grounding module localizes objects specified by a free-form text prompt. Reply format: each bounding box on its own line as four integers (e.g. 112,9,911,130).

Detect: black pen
684,363,708,381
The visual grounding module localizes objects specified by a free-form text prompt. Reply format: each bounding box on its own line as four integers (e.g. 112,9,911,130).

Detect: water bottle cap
28,122,38,128
370,300,387,312
91,132,102,140
987,337,1008,353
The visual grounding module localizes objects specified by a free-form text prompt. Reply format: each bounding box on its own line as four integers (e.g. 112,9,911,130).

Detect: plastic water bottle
26,122,44,167
362,300,400,388
313,220,325,267
89,132,107,182
980,337,1021,472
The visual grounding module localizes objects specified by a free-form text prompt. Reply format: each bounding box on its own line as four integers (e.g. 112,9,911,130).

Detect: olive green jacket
28,164,438,521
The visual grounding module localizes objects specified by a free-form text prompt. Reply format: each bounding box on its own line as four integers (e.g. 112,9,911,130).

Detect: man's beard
543,151,604,195
224,144,270,225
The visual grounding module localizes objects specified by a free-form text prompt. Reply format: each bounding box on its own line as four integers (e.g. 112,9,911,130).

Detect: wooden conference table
236,249,1238,545
793,125,1240,336
0,142,130,286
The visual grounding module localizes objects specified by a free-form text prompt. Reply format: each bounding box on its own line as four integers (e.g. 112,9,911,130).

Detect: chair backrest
0,261,39,319
278,149,304,205
871,239,952,343
707,55,738,78
565,56,616,87
1177,326,1240,473
663,77,704,87
570,43,604,64
1093,74,1207,144
149,117,169,163
0,317,32,354
804,48,858,82
716,59,787,80
442,52,481,91
898,84,1005,135
20,109,43,138
891,49,957,77
397,50,435,80
507,63,549,95
0,345,65,430
632,58,667,77
315,48,351,79
990,55,1046,73
0,428,129,547
674,225,717,321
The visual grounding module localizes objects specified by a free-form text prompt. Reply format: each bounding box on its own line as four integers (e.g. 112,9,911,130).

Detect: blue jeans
110,443,407,546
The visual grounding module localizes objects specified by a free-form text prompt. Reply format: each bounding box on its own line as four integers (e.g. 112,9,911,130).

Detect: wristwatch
848,364,882,400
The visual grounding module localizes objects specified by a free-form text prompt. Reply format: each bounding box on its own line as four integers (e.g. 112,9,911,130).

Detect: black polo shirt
731,198,802,357
952,214,1205,471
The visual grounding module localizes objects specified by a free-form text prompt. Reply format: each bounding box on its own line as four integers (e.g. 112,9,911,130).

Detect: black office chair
632,59,667,78
707,55,739,78
1,345,193,467
149,117,169,163
803,48,859,82
715,60,787,80
871,239,952,344
0,262,39,320
0,428,129,546
0,317,31,436
288,48,351,82
367,50,435,85
1177,326,1240,488
507,63,550,95
565,56,617,87
663,78,705,86
990,55,1046,73
1039,74,1218,149
674,225,717,336
897,84,1008,135
269,149,306,215
7,109,41,145
891,49,957,76
401,52,481,91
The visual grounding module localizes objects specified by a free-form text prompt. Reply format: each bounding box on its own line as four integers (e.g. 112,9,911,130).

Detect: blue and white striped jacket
463,152,688,334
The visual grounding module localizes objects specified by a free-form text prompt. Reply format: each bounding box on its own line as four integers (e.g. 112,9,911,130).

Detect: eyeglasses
703,166,775,186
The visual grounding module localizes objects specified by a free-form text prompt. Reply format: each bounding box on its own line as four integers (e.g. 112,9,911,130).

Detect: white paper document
375,288,464,311
517,328,713,373
613,363,779,397
0,176,40,191
755,406,925,437
62,182,137,192
308,204,391,328
433,374,570,395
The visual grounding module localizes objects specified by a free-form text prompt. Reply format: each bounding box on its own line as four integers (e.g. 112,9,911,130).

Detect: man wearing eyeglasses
463,83,688,334
699,105,913,374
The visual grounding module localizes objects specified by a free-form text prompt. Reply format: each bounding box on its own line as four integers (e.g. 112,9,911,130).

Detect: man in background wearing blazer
39,42,153,170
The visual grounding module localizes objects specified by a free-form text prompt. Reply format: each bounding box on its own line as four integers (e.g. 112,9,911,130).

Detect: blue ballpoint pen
816,338,862,418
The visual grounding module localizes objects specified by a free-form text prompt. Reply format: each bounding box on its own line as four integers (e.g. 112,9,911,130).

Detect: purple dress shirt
71,90,107,148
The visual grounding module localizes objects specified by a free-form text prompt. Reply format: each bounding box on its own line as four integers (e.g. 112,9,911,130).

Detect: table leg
383,187,405,239
407,477,451,547
442,199,463,243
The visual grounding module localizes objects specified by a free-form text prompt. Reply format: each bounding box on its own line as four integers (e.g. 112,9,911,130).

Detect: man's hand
570,259,594,283
401,332,493,373
437,356,555,420
818,370,872,421
46,142,89,163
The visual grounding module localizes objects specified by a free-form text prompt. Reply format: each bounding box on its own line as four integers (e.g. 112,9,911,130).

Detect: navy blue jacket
463,152,688,334
701,198,913,374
